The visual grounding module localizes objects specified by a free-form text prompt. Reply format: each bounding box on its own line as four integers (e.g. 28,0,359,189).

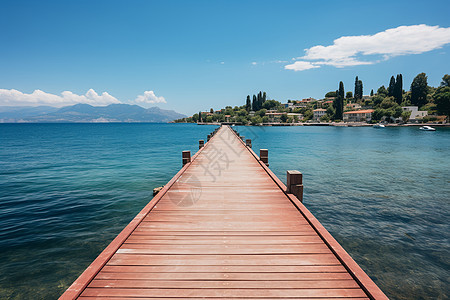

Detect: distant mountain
0,104,186,123
0,106,59,120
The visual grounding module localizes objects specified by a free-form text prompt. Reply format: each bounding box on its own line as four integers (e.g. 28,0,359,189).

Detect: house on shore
343,109,374,122
313,108,327,121
346,103,362,111
402,106,427,123
266,111,286,122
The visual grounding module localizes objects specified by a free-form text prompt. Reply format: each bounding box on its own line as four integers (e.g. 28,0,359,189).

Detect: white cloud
133,91,166,104
0,88,120,107
284,61,320,71
286,24,450,71
220,61,225,65
251,62,257,65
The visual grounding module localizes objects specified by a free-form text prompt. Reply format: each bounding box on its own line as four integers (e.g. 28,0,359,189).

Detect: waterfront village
174,73,450,126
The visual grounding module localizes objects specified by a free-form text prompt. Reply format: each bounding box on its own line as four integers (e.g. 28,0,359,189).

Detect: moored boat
419,125,436,131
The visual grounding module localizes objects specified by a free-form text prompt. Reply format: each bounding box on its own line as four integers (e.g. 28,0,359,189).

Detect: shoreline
194,122,450,127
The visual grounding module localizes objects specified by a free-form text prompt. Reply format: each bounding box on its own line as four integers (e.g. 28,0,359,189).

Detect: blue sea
0,123,448,299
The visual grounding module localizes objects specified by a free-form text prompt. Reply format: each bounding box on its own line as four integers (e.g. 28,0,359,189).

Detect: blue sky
0,0,449,115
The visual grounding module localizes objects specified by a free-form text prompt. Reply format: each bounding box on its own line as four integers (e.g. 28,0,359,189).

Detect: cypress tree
333,89,343,120
394,74,403,104
358,80,363,99
388,76,396,97
354,79,363,100
246,95,251,112
338,81,345,100
370,89,374,96
252,95,257,111
262,92,267,103
199,111,202,122
257,91,263,110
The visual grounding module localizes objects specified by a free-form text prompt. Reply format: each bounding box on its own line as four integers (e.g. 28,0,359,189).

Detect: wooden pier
61,125,387,299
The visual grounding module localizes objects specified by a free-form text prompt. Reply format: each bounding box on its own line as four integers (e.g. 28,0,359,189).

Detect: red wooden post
246,139,252,148
287,170,303,202
182,150,191,166
260,149,268,166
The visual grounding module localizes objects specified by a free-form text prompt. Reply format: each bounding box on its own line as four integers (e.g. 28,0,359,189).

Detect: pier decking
61,125,387,299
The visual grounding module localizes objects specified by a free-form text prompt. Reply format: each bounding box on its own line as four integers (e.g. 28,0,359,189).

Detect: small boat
419,125,436,131
373,123,385,128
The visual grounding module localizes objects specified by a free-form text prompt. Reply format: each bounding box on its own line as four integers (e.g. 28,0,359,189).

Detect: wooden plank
107,253,341,266
79,296,369,300
124,235,324,244
116,244,331,255
95,271,353,280
81,288,368,298
89,279,360,289
100,265,348,273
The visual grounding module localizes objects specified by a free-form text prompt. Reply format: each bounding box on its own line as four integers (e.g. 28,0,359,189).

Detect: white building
402,106,427,122
313,108,327,121
343,109,374,122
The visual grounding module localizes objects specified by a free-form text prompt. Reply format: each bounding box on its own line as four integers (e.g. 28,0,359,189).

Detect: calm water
0,123,448,299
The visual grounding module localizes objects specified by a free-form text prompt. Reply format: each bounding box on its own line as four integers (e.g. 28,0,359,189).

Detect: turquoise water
0,123,448,299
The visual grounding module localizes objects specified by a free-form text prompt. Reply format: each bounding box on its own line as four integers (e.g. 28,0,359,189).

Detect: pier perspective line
61,125,388,299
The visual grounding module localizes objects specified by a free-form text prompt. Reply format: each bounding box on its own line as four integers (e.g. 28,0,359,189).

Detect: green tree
325,91,337,98
326,106,335,118
246,95,251,112
256,109,267,117
262,91,267,102
252,95,257,111
262,100,280,110
354,77,363,100
192,113,199,122
198,111,202,122
280,114,288,123
262,116,269,123
251,116,262,125
377,85,388,97
370,89,374,96
388,76,396,97
353,76,363,100
237,109,248,116
358,80,363,99
433,85,450,116
257,91,263,110
303,109,313,121
394,74,403,104
333,88,343,120
401,110,411,122
410,72,428,107
338,81,345,99
346,91,353,99
441,74,450,87
380,97,397,109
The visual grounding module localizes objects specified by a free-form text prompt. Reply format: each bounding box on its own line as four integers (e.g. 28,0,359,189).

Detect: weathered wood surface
61,125,387,299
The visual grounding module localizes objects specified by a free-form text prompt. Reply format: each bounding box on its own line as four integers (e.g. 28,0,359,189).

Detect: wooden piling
246,139,252,148
260,149,268,166
287,170,303,202
199,140,204,149
182,150,191,166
